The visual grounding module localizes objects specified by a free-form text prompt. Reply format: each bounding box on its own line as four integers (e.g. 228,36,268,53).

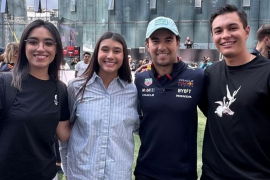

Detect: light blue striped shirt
60,72,139,180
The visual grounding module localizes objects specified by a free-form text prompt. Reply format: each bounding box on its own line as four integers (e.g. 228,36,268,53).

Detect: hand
135,64,150,75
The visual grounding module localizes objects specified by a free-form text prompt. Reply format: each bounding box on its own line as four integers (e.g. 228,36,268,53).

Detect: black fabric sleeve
58,81,70,121
198,70,208,117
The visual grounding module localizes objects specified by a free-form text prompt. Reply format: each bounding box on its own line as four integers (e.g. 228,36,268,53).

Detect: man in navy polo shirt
134,16,205,180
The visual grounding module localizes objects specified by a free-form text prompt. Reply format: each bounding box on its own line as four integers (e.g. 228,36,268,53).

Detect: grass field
58,108,206,180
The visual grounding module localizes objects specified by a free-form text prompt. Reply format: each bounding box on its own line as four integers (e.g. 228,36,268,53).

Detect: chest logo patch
54,95,58,105
178,79,194,87
215,85,241,117
144,78,153,86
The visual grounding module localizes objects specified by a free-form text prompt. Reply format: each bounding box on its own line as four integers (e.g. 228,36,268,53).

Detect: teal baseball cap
146,16,180,39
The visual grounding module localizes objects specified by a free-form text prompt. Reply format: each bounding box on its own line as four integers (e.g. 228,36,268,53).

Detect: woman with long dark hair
0,19,72,180
60,32,139,180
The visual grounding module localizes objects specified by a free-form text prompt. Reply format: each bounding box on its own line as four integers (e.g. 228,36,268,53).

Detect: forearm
56,120,73,142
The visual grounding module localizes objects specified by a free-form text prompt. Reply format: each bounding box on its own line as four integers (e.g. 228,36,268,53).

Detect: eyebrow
213,23,239,31
150,36,174,40
26,37,55,41
101,46,122,50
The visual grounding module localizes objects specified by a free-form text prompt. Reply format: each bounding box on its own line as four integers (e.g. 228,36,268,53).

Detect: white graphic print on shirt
215,85,241,117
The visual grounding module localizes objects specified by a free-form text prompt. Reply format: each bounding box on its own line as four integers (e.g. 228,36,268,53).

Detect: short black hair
210,4,248,33
83,52,91,56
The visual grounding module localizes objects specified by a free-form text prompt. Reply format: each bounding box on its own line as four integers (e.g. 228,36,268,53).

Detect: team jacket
135,61,205,180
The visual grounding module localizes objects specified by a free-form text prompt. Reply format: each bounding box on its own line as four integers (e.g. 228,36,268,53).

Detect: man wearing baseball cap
134,16,206,180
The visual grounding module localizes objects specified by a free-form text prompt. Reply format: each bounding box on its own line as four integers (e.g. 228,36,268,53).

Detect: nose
36,42,45,51
222,29,231,39
107,50,114,58
158,42,166,51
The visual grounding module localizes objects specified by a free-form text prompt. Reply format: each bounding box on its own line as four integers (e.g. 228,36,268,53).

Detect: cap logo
155,19,168,26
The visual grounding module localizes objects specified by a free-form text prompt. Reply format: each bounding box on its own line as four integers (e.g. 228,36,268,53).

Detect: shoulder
134,71,151,85
252,55,270,72
68,77,85,91
66,78,85,102
183,64,204,77
255,54,270,63
76,61,82,67
55,80,68,93
135,70,151,79
0,72,12,83
205,61,222,72
125,81,137,92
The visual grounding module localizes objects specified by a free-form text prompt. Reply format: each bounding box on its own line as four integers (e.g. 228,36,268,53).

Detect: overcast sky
26,0,58,10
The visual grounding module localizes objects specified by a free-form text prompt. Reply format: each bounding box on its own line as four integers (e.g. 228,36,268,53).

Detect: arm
56,81,73,142
75,71,78,77
58,81,78,177
56,120,73,142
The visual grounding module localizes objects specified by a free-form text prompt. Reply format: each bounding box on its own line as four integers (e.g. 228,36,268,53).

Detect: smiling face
146,29,180,68
25,26,57,72
211,12,250,59
97,38,123,78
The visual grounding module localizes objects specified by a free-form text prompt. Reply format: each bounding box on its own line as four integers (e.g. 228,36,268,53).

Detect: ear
176,39,180,49
264,36,269,43
244,25,250,39
145,41,149,52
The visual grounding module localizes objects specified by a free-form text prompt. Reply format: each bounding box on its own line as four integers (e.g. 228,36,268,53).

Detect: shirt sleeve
59,82,70,121
59,140,68,175
67,80,78,123
75,62,80,71
60,94,70,121
198,69,208,117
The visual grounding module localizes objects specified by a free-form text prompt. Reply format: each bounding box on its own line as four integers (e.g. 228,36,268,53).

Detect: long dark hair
12,19,63,91
76,32,132,99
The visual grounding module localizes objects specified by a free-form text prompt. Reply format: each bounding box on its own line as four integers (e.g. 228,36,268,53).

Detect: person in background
0,42,19,72
60,32,139,180
199,56,212,70
137,58,143,69
129,55,136,71
253,24,270,59
201,4,270,180
70,57,79,66
134,16,205,180
60,59,70,70
142,58,149,65
184,36,193,49
0,19,72,180
75,52,91,77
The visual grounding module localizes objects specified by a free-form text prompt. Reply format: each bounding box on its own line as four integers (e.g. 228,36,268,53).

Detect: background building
0,0,270,63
